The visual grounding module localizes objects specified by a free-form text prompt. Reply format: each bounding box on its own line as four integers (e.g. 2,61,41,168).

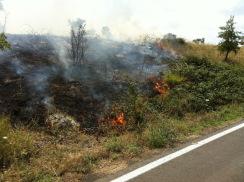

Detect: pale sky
1,0,244,43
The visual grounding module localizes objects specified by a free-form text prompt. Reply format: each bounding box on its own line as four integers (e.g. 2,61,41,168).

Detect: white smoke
101,26,113,40
0,0,3,10
48,35,71,69
0,24,4,32
8,57,59,108
0,0,5,32
69,18,86,30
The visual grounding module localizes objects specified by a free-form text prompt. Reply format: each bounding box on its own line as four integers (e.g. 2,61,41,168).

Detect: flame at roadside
112,113,126,126
153,80,169,96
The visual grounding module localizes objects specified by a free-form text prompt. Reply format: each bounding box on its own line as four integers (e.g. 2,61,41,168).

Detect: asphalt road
129,126,244,182
102,123,244,182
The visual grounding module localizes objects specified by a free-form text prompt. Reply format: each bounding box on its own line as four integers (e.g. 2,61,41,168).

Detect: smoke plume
0,23,178,127
0,0,3,10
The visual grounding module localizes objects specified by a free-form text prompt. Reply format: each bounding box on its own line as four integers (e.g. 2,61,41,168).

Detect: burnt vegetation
0,22,177,132
0,16,244,181
0,18,243,133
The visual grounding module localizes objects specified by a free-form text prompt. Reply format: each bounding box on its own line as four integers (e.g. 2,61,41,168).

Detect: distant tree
193,38,205,44
176,38,186,45
218,16,242,61
240,36,244,46
69,19,87,64
0,33,10,50
0,14,10,50
163,33,176,40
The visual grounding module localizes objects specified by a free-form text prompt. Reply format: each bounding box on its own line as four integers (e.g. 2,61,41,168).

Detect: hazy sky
1,0,244,43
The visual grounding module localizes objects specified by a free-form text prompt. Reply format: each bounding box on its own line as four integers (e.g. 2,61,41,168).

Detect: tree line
0,16,243,63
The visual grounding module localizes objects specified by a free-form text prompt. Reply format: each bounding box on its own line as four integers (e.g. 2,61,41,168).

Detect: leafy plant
126,143,141,157
0,116,12,169
107,81,155,131
218,16,242,61
159,56,244,116
0,116,36,170
164,72,185,87
0,33,11,50
105,136,124,153
145,121,177,148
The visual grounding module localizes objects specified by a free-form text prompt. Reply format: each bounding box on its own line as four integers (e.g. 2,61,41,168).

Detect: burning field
1,33,244,181
1,1,244,181
0,34,177,132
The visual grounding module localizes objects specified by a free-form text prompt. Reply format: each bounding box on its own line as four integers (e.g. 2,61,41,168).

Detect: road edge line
111,122,244,182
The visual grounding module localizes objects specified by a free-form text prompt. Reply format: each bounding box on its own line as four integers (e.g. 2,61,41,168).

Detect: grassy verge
1,103,243,181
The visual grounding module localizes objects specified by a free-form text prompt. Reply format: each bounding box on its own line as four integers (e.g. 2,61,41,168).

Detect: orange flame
154,80,169,95
112,113,126,126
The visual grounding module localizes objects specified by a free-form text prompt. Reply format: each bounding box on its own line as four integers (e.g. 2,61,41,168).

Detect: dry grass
1,127,143,181
1,103,243,181
162,40,244,65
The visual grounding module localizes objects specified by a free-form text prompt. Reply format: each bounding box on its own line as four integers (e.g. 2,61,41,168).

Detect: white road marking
111,122,244,182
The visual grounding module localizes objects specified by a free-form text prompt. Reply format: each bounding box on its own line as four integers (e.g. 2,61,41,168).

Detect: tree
0,33,10,50
0,14,10,50
193,38,205,44
218,16,242,61
240,36,244,46
69,19,87,64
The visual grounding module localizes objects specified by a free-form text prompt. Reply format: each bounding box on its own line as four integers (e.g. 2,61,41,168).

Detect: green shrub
0,116,13,169
23,171,54,182
145,121,177,148
161,89,194,116
107,81,155,131
74,154,98,174
126,143,141,157
0,116,36,170
9,130,36,162
121,83,149,129
161,56,244,116
163,37,186,46
176,38,186,45
105,137,124,153
58,152,100,176
164,73,185,87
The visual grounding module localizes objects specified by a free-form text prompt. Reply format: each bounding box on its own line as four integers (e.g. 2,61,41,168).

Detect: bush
58,151,101,176
23,171,54,182
160,56,244,116
106,81,156,132
176,38,186,45
105,137,124,153
0,116,36,170
0,116,13,169
163,37,186,46
145,121,177,148
9,130,36,162
126,143,141,157
164,73,185,87
73,154,98,174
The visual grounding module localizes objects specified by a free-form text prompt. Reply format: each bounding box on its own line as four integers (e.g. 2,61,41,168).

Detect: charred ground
0,34,176,130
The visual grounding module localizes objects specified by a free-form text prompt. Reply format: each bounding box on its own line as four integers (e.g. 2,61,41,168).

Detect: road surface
101,122,244,182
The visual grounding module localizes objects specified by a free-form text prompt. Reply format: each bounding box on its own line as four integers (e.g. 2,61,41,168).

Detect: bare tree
69,19,87,65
